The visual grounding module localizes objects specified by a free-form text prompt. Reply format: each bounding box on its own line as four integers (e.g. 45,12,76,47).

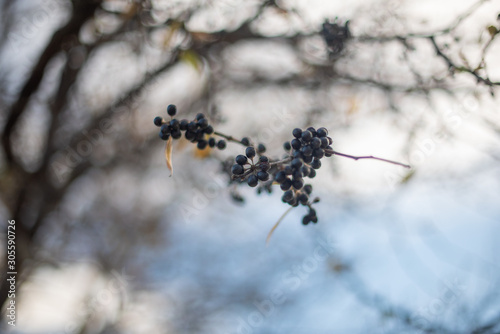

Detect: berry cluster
153,105,226,150
230,127,332,225
278,127,332,224
231,146,270,187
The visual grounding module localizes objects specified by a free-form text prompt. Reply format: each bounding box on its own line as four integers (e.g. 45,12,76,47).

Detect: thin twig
326,149,411,169
266,206,294,245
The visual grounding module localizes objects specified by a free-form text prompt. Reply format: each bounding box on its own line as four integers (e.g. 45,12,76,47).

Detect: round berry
301,145,313,157
311,158,321,169
247,174,258,187
204,125,214,134
171,129,182,139
303,184,313,194
280,178,292,191
308,169,316,178
246,146,256,159
283,141,292,151
282,190,294,202
303,155,313,163
275,171,287,183
260,163,270,172
291,158,303,169
325,146,333,157
302,215,311,225
311,215,318,223
208,137,216,147
231,164,244,175
154,116,163,126
197,118,209,129
317,127,328,137
313,148,324,159
217,140,227,150
298,193,308,205
311,137,321,149
159,131,170,140
241,137,250,146
236,155,248,165
306,127,317,136
179,119,189,130
197,140,208,149
301,130,313,142
187,122,197,131
301,166,310,177
196,113,205,120
292,128,302,138
283,165,293,175
291,139,301,150
185,131,195,141
170,119,180,130
195,130,204,141
259,155,269,163
327,137,333,145
257,171,269,181
292,169,303,180
167,104,177,116
257,143,266,153
292,178,304,190
160,124,171,134
320,137,329,148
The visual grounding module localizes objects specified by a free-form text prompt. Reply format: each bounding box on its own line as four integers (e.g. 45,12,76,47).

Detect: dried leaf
165,137,173,177
487,25,498,37
266,207,293,245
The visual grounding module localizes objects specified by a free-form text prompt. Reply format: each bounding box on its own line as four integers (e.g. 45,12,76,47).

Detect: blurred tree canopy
1,0,499,333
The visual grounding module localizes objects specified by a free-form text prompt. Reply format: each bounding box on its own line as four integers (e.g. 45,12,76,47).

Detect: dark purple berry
291,158,303,169
303,155,313,163
171,129,182,139
179,119,189,130
301,130,313,142
283,141,292,151
185,131,195,140
292,178,304,190
291,139,301,150
187,122,197,131
197,118,209,129
204,125,214,134
196,113,205,120
298,193,308,205
154,116,163,126
313,148,324,159
308,169,316,178
311,158,321,169
241,137,250,146
167,104,177,116
247,174,258,187
283,165,293,175
236,155,248,165
303,184,313,194
257,143,266,153
217,140,227,150
257,171,269,181
159,131,170,140
292,128,302,138
259,156,269,163
320,137,329,148
197,140,208,149
317,127,328,137
280,178,292,191
301,145,313,157
311,137,321,149
275,171,287,183
170,119,180,130
246,146,256,159
282,190,294,202
208,137,216,147
231,164,244,175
